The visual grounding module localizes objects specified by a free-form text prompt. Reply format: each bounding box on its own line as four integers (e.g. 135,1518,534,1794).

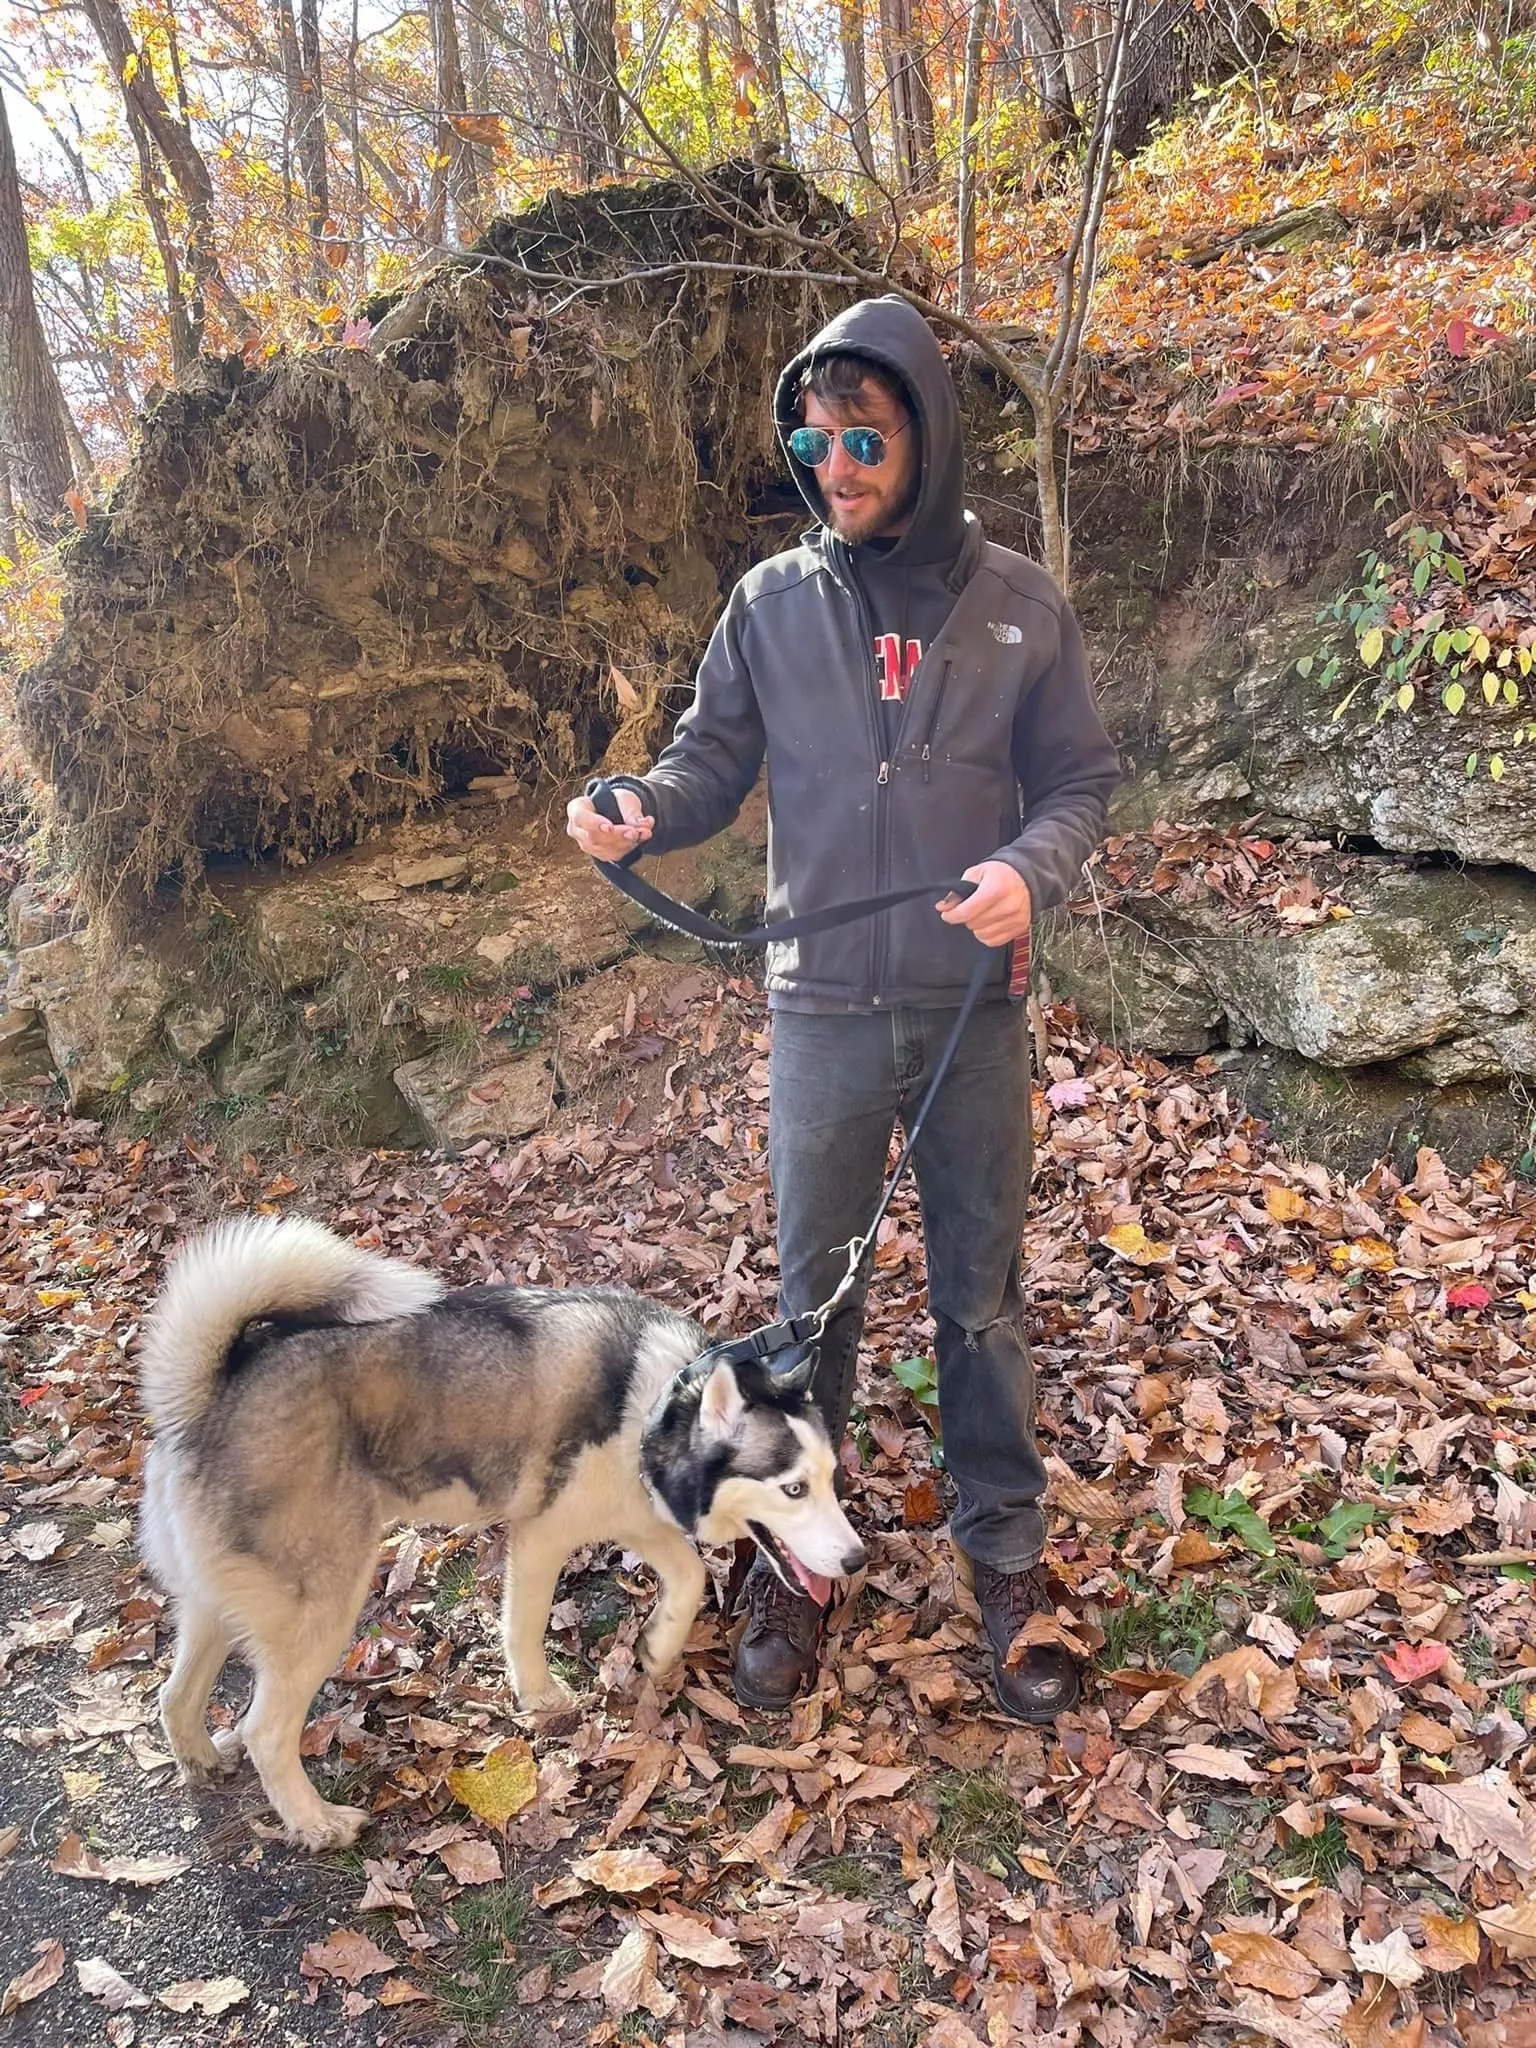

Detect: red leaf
1446,1282,1490,1310
1446,318,1469,359
1380,1641,1450,1686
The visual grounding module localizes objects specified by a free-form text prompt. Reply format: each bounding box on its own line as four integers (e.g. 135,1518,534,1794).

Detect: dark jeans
767,999,1045,1571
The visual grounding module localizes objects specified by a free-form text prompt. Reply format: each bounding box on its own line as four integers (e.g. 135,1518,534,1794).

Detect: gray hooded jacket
620,296,1121,1012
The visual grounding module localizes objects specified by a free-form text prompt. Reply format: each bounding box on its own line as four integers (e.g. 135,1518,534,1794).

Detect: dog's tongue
790,1556,833,1607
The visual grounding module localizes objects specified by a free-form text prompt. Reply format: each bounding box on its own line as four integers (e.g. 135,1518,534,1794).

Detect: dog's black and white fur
140,1216,863,1850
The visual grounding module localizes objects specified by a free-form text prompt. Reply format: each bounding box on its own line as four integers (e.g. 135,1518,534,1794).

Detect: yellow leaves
1102,1221,1174,1265
1359,625,1385,666
1418,1911,1483,1971
446,1738,538,1827
570,1848,680,1895
1263,1184,1311,1224
1330,1236,1395,1274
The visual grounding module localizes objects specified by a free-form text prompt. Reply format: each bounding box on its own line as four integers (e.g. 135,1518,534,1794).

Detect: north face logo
989,621,1023,644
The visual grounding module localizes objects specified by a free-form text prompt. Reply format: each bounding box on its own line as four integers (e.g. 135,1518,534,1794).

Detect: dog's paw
286,1802,368,1853
637,1628,686,1680
211,1726,245,1771
173,1732,240,1785
514,1674,576,1713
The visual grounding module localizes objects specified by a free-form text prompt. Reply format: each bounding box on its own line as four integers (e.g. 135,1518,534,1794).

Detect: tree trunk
696,13,720,153
297,0,332,270
719,0,763,146
566,0,621,181
956,0,991,312
80,0,256,349
0,89,74,533
518,0,565,157
750,0,792,155
1014,0,1080,144
1015,0,1283,157
430,0,482,240
880,0,937,192
838,0,875,178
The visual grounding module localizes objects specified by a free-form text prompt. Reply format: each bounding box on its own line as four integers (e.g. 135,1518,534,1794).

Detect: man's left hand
937,861,1033,948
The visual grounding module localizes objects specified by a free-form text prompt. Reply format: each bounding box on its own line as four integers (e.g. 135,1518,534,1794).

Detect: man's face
800,379,919,547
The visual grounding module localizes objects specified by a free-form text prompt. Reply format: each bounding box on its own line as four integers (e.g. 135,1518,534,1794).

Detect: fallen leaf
14,1521,65,1561
376,1977,432,2005
446,1737,538,1826
76,1958,150,2010
1478,1890,1536,1960
1167,1744,1262,1783
51,1834,191,1885
927,1858,966,1962
157,1977,250,2015
439,1837,503,1885
1349,1926,1424,1989
2,1940,66,2018
1415,1772,1536,1870
1231,1988,1343,2048
600,1927,676,2020
570,1847,679,1894
1103,1221,1175,1265
1212,1929,1321,1998
637,1907,744,1969
1379,1641,1449,1685
1418,1911,1482,1971
1003,1611,1096,1665
300,1929,398,1985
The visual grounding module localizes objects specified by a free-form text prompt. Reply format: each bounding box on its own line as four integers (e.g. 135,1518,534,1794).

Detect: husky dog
140,1215,864,1851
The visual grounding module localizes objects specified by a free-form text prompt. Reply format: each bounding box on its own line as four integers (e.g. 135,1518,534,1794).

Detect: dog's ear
699,1360,745,1439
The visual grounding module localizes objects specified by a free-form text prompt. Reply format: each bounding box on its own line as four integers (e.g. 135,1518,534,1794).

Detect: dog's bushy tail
140,1215,445,1435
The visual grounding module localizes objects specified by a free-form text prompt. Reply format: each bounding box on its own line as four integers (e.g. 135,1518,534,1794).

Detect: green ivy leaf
1484,672,1501,706
1445,555,1467,586
890,1355,939,1406
1396,683,1415,711
1490,755,1505,781
1295,654,1314,678
1504,678,1520,705
1443,680,1466,713
1318,1500,1378,1557
1433,631,1453,664
1412,556,1432,594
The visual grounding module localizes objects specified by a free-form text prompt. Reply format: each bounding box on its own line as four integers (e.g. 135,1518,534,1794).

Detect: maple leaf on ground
1417,1912,1481,1972
1414,1773,1536,1871
1349,1927,1425,1989
1379,1640,1450,1685
637,1907,743,1970
299,1930,397,1986
438,1837,503,1885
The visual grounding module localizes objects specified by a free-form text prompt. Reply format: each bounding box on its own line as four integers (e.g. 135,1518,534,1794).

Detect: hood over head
773,295,966,568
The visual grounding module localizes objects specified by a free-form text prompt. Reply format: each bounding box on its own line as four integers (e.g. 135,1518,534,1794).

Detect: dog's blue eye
782,1480,807,1499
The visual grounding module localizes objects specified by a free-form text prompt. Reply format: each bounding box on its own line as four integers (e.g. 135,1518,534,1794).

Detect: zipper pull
877,760,890,786
921,742,932,783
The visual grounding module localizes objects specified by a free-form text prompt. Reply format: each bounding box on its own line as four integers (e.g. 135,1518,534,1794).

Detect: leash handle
584,776,978,947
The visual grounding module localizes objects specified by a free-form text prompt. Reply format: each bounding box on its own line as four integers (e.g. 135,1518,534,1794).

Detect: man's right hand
566,785,654,862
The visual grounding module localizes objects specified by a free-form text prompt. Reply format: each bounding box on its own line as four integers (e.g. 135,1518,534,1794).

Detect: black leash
584,778,999,1382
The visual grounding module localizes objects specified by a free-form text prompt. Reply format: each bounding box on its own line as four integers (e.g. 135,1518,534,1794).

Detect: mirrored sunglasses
787,419,910,469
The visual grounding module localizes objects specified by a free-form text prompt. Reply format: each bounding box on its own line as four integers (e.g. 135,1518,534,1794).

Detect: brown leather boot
959,1552,1082,1723
732,1554,825,1712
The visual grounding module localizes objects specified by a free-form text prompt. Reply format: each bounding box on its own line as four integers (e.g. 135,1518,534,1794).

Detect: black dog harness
584,777,1000,1392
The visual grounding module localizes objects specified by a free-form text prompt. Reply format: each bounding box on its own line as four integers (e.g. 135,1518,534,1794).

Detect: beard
825,465,920,547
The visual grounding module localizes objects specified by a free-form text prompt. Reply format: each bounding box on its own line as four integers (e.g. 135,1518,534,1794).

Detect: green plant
434,1552,478,1611
1275,1812,1352,1886
1186,1483,1275,1557
932,1768,1025,1870
1098,1578,1244,1672
1297,524,1534,777
806,1853,887,1899
890,1354,939,1411
437,1881,532,2040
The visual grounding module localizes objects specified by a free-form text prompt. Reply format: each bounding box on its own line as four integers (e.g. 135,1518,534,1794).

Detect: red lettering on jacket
875,635,923,702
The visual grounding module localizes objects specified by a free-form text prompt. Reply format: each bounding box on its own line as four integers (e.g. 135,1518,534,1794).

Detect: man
567,296,1119,1721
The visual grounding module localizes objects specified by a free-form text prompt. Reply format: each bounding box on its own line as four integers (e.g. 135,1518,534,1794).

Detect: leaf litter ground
2,975,1535,2047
